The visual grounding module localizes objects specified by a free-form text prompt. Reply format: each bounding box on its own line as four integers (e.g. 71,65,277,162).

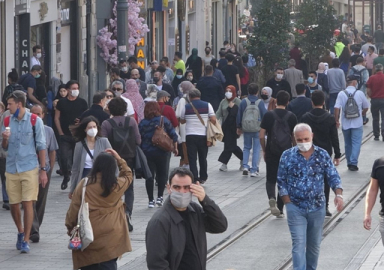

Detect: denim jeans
328,93,339,115
371,98,384,138
286,203,325,270
243,132,261,173
342,127,363,166
0,158,8,202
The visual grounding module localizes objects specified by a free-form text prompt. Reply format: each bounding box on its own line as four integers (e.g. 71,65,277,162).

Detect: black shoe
2,202,10,210
374,137,380,141
126,214,133,232
56,169,63,176
363,118,369,125
61,177,70,190
348,165,359,171
326,208,332,217
199,180,206,185
29,233,39,243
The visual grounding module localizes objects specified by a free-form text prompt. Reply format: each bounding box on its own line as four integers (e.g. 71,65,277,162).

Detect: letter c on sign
22,39,27,47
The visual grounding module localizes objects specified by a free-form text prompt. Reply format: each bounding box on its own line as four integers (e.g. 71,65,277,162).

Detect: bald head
130,69,140,79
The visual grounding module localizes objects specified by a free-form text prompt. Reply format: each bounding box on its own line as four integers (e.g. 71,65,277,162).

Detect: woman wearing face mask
122,79,145,123
260,87,277,111
216,85,243,172
67,116,112,198
172,69,186,92
185,48,203,81
184,70,197,85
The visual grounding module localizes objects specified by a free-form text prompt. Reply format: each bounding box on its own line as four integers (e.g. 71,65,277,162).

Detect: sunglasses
112,88,122,91
106,95,114,98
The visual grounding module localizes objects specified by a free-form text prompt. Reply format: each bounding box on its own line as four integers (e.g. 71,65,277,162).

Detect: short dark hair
308,71,317,77
242,55,249,64
367,37,373,42
175,51,182,59
332,58,340,68
161,57,169,63
128,56,138,64
7,90,26,107
379,49,384,55
248,83,259,95
223,40,229,46
32,45,41,53
225,53,235,62
119,60,127,65
275,67,284,72
110,67,120,75
66,80,79,90
93,92,107,104
144,101,161,119
311,90,325,106
31,65,42,72
157,65,166,73
356,57,364,64
219,50,226,57
108,97,127,116
368,46,375,52
276,90,290,106
296,83,306,95
204,65,213,75
354,46,361,53
8,68,19,83
169,167,194,185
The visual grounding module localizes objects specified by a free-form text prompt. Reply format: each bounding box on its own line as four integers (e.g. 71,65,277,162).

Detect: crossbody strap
187,99,205,126
81,140,94,159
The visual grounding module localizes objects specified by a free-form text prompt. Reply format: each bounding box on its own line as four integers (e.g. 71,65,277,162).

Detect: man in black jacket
196,65,224,111
287,83,312,122
153,71,176,104
301,90,341,216
266,67,292,99
146,168,227,270
80,92,109,125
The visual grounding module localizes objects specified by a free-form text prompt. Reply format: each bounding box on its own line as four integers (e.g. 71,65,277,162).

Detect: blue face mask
14,108,20,118
308,77,314,84
176,75,183,79
35,74,41,79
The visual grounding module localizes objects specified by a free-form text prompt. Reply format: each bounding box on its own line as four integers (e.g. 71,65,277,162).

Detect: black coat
196,76,224,112
287,96,313,122
222,105,239,150
301,108,341,159
146,196,228,270
161,82,176,103
80,104,110,125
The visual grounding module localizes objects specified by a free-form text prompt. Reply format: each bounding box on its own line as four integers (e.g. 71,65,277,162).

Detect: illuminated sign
136,38,146,69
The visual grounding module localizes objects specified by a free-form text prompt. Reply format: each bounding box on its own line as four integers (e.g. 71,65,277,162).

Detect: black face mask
153,77,160,83
261,94,269,100
205,50,210,55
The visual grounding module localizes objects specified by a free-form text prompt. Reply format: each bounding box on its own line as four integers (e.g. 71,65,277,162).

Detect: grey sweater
327,68,346,94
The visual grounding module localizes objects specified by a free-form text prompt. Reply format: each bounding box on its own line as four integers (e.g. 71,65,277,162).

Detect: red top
367,71,384,99
158,102,179,128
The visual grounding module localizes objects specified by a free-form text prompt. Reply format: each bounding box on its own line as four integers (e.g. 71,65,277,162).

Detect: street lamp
116,0,129,61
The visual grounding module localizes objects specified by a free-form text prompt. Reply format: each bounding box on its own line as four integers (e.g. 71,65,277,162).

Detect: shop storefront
147,0,169,61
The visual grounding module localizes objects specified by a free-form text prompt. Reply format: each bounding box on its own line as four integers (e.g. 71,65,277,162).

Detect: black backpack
107,117,136,161
350,67,366,90
269,111,293,156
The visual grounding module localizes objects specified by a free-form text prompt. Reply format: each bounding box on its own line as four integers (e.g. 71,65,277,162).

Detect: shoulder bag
152,116,175,152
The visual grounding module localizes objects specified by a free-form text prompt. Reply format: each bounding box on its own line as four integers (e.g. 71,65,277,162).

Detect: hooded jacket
301,108,341,159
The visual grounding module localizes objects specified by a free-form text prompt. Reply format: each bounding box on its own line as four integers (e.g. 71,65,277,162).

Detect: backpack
107,117,136,160
269,111,293,156
350,67,367,90
240,67,249,85
4,113,37,148
343,90,360,119
2,84,25,103
241,98,262,132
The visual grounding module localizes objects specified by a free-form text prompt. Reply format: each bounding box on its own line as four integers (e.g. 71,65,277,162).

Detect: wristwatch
40,167,48,171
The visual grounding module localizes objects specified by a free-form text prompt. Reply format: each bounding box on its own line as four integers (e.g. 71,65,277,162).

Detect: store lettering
21,39,29,73
136,38,146,69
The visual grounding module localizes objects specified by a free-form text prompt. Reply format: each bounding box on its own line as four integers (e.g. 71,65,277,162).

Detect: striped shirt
180,99,215,136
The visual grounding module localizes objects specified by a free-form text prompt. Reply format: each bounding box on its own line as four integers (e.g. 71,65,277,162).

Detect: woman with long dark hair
138,102,178,208
210,59,226,85
67,116,112,197
339,46,351,76
65,149,133,270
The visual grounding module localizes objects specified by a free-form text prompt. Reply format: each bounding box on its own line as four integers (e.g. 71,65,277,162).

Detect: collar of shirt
12,110,28,122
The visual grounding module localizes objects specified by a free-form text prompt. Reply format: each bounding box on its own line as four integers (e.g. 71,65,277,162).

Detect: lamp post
116,0,129,61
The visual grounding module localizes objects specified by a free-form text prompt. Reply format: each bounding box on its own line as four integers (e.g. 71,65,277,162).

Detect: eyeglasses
106,95,113,99
112,88,122,91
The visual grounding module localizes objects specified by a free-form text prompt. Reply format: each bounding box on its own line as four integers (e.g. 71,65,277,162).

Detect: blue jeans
342,127,363,166
286,203,325,270
243,132,260,173
0,158,8,202
328,93,339,115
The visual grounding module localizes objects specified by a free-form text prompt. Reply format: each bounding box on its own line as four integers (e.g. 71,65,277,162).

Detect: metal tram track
206,131,374,265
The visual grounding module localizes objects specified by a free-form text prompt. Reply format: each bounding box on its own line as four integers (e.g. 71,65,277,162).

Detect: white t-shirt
180,100,215,136
30,56,41,67
175,97,187,142
121,96,135,116
84,149,94,169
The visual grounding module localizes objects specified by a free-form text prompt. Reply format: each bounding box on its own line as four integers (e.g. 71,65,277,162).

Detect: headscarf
225,85,237,101
179,81,194,95
317,62,325,74
191,48,198,61
123,79,145,122
261,87,272,104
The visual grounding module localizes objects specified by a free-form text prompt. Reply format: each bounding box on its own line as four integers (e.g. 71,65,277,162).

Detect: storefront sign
177,0,185,21
186,26,190,55
175,30,180,51
136,38,146,69
15,0,30,15
60,1,72,26
17,13,31,75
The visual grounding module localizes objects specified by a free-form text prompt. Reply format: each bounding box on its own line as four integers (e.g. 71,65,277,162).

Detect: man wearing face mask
18,65,44,107
153,71,176,104
54,80,88,190
130,68,147,99
110,81,135,117
30,45,42,67
146,167,228,269
80,92,110,125
266,67,292,99
305,71,323,98
277,123,343,270
119,60,130,80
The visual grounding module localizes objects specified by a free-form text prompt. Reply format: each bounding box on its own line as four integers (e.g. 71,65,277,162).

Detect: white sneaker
250,172,257,177
219,164,228,172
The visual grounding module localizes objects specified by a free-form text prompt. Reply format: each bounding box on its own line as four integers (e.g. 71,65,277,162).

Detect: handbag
68,225,82,250
152,116,174,152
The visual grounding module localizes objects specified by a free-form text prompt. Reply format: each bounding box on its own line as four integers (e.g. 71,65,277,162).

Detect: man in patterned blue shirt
277,123,343,270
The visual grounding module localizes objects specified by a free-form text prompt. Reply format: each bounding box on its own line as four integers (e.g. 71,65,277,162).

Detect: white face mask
71,90,79,97
297,142,312,152
225,92,233,99
121,67,128,72
36,53,42,59
276,74,283,80
86,128,98,138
